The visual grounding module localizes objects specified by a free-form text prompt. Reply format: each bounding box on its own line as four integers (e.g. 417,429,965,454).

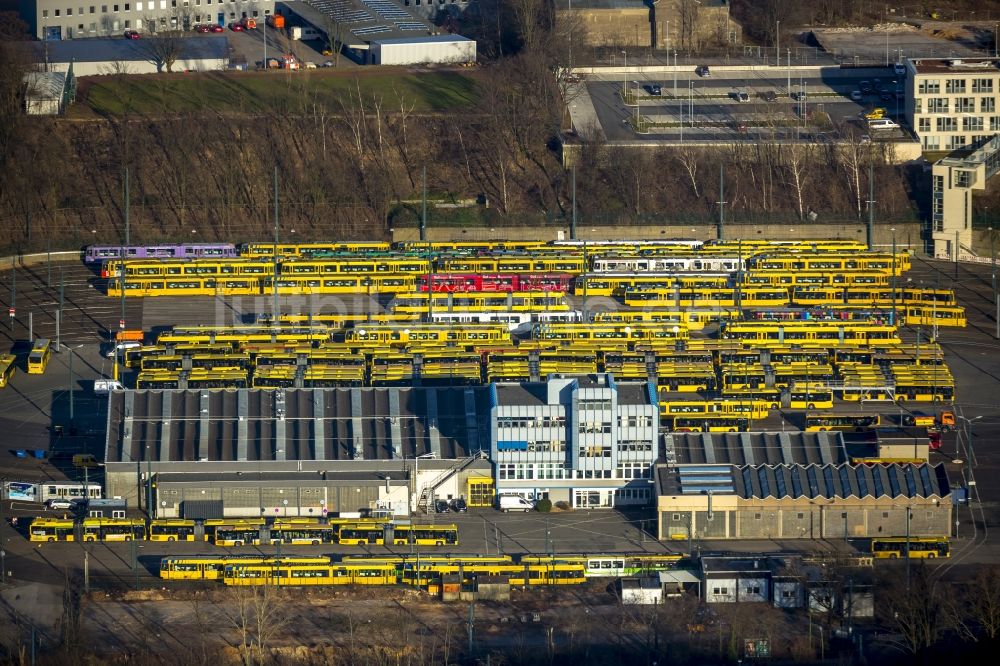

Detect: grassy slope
72,68,480,117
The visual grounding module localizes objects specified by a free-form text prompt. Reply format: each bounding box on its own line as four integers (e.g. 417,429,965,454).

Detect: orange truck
240,17,257,30
266,14,284,29
116,330,144,343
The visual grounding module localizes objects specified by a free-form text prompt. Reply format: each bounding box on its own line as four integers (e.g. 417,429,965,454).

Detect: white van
498,495,535,513
868,118,900,131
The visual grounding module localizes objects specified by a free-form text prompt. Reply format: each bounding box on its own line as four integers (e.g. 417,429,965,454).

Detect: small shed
659,569,701,597
23,72,67,115
621,576,663,605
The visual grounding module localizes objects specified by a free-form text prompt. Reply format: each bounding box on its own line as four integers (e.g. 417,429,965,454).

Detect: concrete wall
558,2,739,49
393,222,925,251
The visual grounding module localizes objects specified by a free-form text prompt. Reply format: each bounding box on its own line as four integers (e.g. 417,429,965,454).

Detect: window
754,512,762,520
124,2,129,8
946,79,966,94
992,117,1000,131
956,98,975,113
882,512,889,518
918,79,940,94
67,8,73,15
937,117,957,132
964,116,984,131
797,512,805,519
43,9,49,17
914,98,922,114
136,1,141,9
983,98,996,113
672,513,681,521
948,136,968,150
89,21,95,30
927,98,949,113
840,512,847,518
749,585,762,594
918,118,931,132
712,587,729,595
973,78,994,93
102,4,107,9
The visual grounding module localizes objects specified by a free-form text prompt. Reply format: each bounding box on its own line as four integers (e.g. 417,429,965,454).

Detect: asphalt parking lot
576,66,910,142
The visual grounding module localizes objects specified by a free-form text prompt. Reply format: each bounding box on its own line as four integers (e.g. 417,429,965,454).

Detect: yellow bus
720,322,900,347
720,389,782,409
390,291,570,313
29,518,76,542
336,522,389,545
392,524,459,546
659,399,770,420
0,353,15,387
344,324,510,348
202,518,264,542
902,305,966,328
270,519,335,545
789,389,834,410
871,537,949,559
27,339,52,375
670,415,749,432
804,413,880,431
149,519,197,542
214,522,266,546
399,560,587,587
521,553,684,577
82,518,147,542
160,555,334,580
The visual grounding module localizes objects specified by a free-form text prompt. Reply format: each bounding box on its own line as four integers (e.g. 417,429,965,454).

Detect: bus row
622,286,956,309
29,517,460,546
86,238,871,263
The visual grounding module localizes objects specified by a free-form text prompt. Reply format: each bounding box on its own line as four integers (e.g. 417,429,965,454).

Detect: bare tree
880,566,946,656
141,30,186,73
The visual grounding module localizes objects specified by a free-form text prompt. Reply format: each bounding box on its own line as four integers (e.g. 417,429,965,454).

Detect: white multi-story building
905,57,1000,153
20,0,274,40
490,374,660,508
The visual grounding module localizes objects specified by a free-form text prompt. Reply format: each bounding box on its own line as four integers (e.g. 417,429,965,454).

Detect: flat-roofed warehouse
656,432,953,541
280,0,473,64
104,387,495,518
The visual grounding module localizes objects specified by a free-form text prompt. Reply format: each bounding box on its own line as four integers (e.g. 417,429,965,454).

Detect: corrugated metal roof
24,72,66,100
35,36,228,64
733,463,951,500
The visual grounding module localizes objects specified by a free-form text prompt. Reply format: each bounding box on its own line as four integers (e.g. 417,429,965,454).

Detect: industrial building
104,386,495,518
30,35,230,75
370,34,474,65
490,375,659,508
656,432,953,540
20,0,277,40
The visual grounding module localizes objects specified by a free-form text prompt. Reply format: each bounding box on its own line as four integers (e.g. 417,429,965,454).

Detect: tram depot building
104,376,954,542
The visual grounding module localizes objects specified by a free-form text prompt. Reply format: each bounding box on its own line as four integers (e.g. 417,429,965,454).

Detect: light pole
957,415,983,491
621,50,628,102
787,48,791,95
776,20,780,67
891,228,897,325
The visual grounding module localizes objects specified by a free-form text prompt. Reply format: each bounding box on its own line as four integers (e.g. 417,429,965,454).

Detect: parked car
194,24,210,33
304,61,317,69
791,91,806,101
733,91,750,103
450,498,468,513
321,60,334,67
46,499,74,510
123,29,141,39
647,83,662,96
229,22,244,31
859,80,872,93
434,499,450,513
894,63,907,76
695,65,710,77
850,90,863,101
209,24,224,33
761,90,777,102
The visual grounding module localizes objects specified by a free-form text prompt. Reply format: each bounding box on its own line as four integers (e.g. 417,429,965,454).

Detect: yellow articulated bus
29,518,77,542
0,353,15,387
102,258,275,280
202,518,265,543
871,537,950,559
415,351,483,384
392,524,460,546
654,366,718,392
720,322,900,347
538,349,598,376
438,256,586,274
344,324,511,348
533,323,689,345
223,562,400,586
520,554,684,577
804,413,880,431
670,415,750,432
27,339,52,375
590,308,740,331
335,522,389,545
82,519,147,542
659,399,770,420
149,519,197,542
574,272,732,297
390,292,570,313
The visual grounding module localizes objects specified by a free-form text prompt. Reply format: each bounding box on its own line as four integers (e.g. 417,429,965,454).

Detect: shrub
535,498,552,513
554,501,571,511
